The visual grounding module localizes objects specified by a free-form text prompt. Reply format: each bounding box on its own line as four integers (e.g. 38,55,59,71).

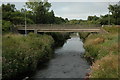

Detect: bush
2,33,54,80
2,20,13,33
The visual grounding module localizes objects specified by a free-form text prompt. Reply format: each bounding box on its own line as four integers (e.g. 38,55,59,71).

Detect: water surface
31,33,90,79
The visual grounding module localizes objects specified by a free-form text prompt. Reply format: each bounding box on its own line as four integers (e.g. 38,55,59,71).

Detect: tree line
67,2,120,25
1,1,120,32
2,1,68,32
2,1,68,25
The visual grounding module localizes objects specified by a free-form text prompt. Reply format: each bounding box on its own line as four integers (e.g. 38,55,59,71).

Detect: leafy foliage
87,15,99,21
26,1,66,24
2,2,67,33
2,33,54,80
2,20,13,33
2,3,34,25
108,4,120,25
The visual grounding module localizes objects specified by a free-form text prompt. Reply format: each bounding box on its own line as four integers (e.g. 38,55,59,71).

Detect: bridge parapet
16,24,103,33
16,24,101,30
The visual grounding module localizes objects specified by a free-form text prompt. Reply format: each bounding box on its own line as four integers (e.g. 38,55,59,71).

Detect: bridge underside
18,29,102,34
37,29,101,32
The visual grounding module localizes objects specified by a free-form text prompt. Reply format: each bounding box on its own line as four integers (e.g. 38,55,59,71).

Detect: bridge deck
16,24,105,33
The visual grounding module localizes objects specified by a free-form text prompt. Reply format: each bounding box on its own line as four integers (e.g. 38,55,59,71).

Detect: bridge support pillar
34,29,38,34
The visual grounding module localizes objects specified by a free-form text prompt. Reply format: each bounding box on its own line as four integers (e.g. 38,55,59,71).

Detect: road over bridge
16,24,106,33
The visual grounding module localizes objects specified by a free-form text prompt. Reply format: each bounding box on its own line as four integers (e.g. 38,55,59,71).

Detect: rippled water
30,33,90,79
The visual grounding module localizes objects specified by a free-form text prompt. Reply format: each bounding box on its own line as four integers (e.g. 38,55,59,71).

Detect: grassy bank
80,27,119,78
2,33,54,80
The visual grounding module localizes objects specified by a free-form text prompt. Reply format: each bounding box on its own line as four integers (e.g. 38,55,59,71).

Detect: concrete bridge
16,24,106,33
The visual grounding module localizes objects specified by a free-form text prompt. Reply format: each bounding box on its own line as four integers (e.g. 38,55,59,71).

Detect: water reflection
31,33,90,79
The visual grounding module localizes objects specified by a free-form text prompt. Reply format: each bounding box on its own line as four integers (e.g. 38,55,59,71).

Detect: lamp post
108,2,110,27
108,11,110,26
25,5,27,36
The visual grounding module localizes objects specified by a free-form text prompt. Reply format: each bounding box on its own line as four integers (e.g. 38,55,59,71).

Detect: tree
87,15,99,21
108,3,120,25
2,3,16,21
45,10,55,24
65,18,69,23
2,20,13,33
2,3,34,25
2,3,16,12
99,14,109,25
26,1,51,24
54,17,66,24
97,2,120,25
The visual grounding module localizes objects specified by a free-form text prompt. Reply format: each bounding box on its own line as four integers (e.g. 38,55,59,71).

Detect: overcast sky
50,2,112,20
2,0,118,20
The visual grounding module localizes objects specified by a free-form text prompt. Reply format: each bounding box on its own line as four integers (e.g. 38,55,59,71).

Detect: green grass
83,27,119,78
2,33,54,80
84,33,118,60
103,26,118,33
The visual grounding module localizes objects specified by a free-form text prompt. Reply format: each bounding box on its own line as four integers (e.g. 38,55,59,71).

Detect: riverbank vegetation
2,33,54,80
2,32,70,80
2,1,71,79
81,27,119,78
1,1,120,79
